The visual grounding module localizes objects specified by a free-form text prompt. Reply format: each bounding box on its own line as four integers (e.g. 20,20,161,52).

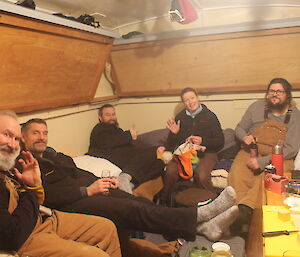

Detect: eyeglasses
268,89,286,95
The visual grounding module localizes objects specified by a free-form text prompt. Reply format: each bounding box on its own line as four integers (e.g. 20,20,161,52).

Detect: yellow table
263,204,300,257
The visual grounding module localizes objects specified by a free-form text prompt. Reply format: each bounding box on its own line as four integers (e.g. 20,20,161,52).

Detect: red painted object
265,173,288,194
272,154,284,176
272,141,284,176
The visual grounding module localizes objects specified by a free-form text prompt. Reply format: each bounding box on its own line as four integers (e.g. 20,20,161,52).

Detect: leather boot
230,204,253,240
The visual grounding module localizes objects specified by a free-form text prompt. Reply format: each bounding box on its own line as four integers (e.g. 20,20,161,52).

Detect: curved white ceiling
8,0,300,29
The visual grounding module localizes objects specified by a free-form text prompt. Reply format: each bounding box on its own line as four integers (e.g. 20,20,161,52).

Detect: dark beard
105,120,119,127
266,98,289,111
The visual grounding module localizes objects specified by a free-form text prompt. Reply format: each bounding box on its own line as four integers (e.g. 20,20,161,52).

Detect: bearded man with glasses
228,78,300,239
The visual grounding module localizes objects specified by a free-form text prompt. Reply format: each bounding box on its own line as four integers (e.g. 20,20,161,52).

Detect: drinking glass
101,170,111,195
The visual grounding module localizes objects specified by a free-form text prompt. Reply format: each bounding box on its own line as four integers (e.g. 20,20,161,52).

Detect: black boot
230,204,253,240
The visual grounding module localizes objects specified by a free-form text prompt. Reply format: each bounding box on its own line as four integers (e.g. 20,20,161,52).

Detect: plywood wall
111,26,300,96
0,11,113,113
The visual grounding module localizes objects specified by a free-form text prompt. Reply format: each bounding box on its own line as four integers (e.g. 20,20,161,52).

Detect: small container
189,246,211,257
272,140,284,176
211,242,233,257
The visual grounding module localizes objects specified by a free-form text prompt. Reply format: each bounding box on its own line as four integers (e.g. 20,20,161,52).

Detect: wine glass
101,170,111,195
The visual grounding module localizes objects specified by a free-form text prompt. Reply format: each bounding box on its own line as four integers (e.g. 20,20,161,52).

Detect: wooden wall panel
0,11,113,113
111,27,300,96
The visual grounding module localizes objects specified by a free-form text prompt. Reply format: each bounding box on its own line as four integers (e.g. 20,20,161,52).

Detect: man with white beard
0,110,121,257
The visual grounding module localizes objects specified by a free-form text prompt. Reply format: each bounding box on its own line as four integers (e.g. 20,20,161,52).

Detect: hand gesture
186,136,202,145
157,146,166,153
13,151,42,187
247,157,260,171
130,124,137,140
166,118,180,134
87,178,111,196
243,135,255,146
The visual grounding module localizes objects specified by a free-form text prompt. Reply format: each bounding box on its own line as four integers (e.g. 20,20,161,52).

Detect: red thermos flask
272,140,284,176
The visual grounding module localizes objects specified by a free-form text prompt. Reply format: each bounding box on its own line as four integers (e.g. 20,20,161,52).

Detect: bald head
0,111,21,171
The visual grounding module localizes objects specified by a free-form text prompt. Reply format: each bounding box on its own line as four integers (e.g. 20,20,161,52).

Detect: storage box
265,174,288,194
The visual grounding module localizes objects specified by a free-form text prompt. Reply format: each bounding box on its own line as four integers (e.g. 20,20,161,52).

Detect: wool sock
118,173,134,194
197,186,236,222
197,205,239,241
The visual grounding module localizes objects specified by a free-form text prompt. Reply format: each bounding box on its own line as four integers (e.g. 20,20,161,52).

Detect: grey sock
197,186,236,222
118,173,134,194
197,205,239,241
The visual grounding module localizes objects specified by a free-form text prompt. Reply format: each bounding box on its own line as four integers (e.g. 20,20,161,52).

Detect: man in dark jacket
160,87,224,205
0,110,121,257
88,104,165,194
20,118,239,242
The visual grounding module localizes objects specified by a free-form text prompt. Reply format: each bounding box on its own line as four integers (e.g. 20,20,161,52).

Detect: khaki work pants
228,149,263,209
18,211,121,257
229,149,294,209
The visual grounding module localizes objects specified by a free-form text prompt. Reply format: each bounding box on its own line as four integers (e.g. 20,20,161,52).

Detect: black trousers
62,189,197,241
98,146,164,186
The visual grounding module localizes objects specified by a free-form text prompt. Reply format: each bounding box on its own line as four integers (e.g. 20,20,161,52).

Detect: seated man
20,118,239,242
0,110,121,257
88,104,164,194
229,78,300,238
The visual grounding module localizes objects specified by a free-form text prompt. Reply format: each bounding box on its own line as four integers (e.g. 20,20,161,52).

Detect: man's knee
93,216,118,234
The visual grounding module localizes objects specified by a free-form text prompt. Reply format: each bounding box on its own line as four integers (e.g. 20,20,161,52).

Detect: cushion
73,155,122,178
133,177,163,201
137,129,169,147
137,128,239,160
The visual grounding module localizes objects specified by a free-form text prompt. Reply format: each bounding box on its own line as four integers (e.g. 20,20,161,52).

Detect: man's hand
13,151,42,187
186,136,202,145
109,177,120,189
130,124,137,140
243,135,255,146
166,118,180,134
247,157,260,171
157,146,166,153
87,178,112,196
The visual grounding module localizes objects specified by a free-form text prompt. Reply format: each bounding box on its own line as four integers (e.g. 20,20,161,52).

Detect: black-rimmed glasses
268,89,286,95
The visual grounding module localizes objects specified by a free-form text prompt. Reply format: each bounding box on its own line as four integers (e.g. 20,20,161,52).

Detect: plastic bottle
211,242,233,257
272,140,284,176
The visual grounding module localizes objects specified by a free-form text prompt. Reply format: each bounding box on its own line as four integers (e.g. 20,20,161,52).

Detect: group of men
1,111,238,256
1,77,300,256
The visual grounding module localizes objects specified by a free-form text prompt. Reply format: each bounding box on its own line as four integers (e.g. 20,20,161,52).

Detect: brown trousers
162,152,218,203
18,211,121,257
228,149,264,209
228,119,293,209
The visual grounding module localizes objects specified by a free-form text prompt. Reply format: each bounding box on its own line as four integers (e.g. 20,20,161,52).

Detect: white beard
0,146,20,171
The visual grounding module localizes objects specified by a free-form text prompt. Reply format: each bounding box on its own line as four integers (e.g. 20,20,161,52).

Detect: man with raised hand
21,117,239,242
0,110,121,257
88,104,164,194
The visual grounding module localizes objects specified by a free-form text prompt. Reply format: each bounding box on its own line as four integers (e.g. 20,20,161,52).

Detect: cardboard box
265,174,289,194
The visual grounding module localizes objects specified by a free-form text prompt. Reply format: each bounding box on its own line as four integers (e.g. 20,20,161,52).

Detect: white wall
18,75,117,157
115,93,300,133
